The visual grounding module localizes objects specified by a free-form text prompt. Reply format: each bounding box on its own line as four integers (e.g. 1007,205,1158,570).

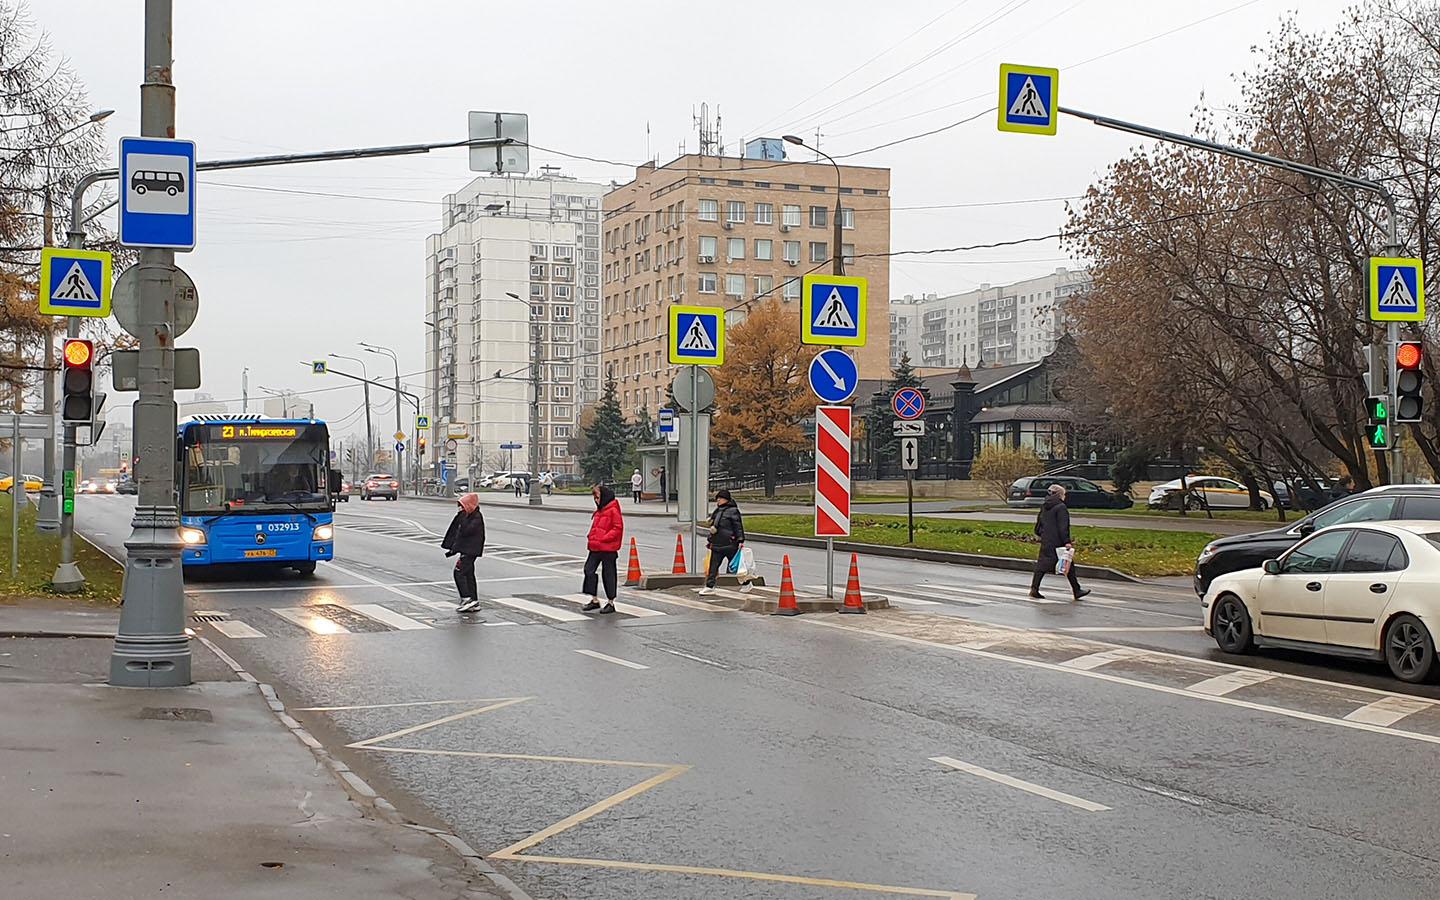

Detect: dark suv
1007,475,1134,509
1193,485,1440,595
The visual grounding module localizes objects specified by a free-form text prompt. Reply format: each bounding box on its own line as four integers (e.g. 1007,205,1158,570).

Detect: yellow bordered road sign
998,63,1059,135
668,305,725,365
38,247,112,317
1370,257,1425,322
801,274,867,346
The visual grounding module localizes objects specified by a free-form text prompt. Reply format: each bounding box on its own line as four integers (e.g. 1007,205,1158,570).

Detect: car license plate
244,549,278,558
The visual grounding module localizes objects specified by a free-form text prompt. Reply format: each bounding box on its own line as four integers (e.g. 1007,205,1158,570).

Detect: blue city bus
176,415,337,574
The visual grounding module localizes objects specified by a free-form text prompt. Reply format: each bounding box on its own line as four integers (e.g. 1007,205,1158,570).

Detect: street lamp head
504,291,521,301
88,109,115,123
781,134,806,147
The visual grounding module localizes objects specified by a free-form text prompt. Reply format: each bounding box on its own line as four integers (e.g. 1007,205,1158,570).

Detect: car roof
1358,483,1440,495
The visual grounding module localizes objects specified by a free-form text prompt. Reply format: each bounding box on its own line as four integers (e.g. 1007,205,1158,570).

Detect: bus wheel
294,561,317,576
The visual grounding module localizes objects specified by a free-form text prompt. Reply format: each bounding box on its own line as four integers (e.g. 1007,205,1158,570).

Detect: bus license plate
244,549,278,558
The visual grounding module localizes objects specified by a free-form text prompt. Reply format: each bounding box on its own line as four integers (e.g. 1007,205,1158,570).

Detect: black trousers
706,544,739,588
582,550,618,601
453,554,478,601
632,488,642,503
1031,552,1081,596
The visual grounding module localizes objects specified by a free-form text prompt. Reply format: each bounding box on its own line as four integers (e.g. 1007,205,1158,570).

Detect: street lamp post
360,342,404,495
783,134,844,276
329,352,373,474
257,386,291,416
506,291,543,506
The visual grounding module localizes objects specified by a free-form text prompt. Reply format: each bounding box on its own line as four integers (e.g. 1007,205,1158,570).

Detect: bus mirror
328,470,343,494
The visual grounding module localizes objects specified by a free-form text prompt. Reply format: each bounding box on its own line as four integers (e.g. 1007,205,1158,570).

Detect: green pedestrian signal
1369,422,1389,449
1366,395,1392,450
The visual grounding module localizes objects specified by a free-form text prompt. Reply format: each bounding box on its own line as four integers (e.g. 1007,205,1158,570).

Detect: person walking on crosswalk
700,489,751,595
1030,483,1089,601
582,484,624,614
442,492,487,613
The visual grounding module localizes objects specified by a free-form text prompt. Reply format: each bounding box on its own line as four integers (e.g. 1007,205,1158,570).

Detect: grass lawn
733,491,934,505
0,493,124,603
1055,506,1292,524
745,513,1217,577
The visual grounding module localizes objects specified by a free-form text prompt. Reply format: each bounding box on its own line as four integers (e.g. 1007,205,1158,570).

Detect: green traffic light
1370,423,1388,448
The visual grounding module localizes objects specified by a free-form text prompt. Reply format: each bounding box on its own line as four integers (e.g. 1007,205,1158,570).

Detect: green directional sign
1365,396,1389,421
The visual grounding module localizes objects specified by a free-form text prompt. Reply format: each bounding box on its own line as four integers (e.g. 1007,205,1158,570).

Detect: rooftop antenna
813,127,823,161
694,102,718,158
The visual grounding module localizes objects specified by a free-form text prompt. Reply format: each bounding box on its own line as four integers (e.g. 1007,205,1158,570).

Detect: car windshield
181,423,330,514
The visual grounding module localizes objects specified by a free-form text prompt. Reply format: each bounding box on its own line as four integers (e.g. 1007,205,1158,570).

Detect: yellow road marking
346,697,531,748
491,764,691,858
364,746,678,769
296,697,513,712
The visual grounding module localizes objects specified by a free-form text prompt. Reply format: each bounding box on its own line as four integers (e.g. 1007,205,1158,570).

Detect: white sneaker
739,581,754,593
697,587,715,596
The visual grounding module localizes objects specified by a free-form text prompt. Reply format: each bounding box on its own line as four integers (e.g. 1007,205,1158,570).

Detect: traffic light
418,436,427,456
1395,340,1425,423
61,339,95,425
1366,394,1391,450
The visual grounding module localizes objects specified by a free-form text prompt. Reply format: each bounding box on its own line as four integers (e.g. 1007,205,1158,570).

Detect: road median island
0,493,124,604
743,513,1217,580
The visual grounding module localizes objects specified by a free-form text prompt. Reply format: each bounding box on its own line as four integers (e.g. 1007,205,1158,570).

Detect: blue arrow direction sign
808,349,858,404
119,136,197,250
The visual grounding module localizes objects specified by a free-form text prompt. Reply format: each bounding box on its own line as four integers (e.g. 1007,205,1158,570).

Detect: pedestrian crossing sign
998,63,1059,135
1370,256,1425,322
801,274,868,346
38,247,112,317
668,304,725,365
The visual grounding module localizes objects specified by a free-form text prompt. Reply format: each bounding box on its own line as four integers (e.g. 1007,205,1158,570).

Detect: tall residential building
602,154,891,417
901,268,1091,369
424,170,604,480
888,292,933,368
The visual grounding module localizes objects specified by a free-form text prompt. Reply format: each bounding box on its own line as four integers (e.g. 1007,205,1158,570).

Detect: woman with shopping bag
699,489,752,595
1029,483,1090,601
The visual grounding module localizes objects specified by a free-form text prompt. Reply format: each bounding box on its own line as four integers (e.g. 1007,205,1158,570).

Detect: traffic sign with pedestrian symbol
119,136,197,250
998,63,1059,135
892,387,926,420
311,360,327,374
668,305,725,365
416,415,430,430
1370,257,1425,322
38,247,111,317
801,274,867,346
807,348,858,404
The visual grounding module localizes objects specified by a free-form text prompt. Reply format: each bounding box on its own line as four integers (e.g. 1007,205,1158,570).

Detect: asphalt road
76,494,1440,900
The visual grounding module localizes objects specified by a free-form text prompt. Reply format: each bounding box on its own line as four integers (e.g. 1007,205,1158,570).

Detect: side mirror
1262,559,1281,575
328,470,343,494
1296,522,1315,536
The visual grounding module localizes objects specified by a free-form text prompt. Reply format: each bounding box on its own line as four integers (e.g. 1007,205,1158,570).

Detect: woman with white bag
699,489,753,595
1030,483,1090,601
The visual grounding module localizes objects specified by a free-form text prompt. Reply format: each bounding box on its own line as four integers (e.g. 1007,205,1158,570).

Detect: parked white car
1202,521,1440,683
1148,475,1275,510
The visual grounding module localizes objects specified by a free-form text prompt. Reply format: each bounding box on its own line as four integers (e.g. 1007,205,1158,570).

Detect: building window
554,265,572,279
554,425,571,438
552,364,573,378
782,204,801,227
554,284,570,300
754,274,773,296
754,202,774,225
698,235,718,261
754,239,773,261
783,240,801,263
623,223,631,243
727,237,745,261
553,245,574,261
698,199,719,222
782,277,801,300
552,405,572,418
809,206,828,227
841,207,855,229
554,384,572,399
725,200,745,223
531,243,547,258
725,274,744,297
531,263,547,278
530,283,546,299
810,241,829,263
698,273,717,294
554,305,572,320
784,183,800,191
698,177,716,185
530,303,543,319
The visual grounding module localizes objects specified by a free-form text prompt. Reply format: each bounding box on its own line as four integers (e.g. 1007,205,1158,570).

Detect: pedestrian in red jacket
582,484,624,613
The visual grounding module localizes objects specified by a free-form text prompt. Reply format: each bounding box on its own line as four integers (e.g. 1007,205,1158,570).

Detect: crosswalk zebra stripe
272,607,351,634
486,596,588,622
349,603,432,630
210,619,265,639
555,593,667,618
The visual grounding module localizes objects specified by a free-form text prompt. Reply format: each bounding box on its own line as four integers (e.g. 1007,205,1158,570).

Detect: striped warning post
814,405,852,537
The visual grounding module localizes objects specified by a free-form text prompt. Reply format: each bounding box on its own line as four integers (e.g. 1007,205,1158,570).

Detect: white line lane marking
1343,695,1435,726
930,756,1111,812
1060,647,1148,670
555,593,667,618
574,649,650,670
880,593,945,607
909,585,997,606
656,647,729,669
1056,626,1202,633
634,591,734,612
326,561,438,606
487,596,588,622
271,607,351,635
210,620,265,639
296,698,517,712
502,518,550,532
1186,669,1277,696
350,603,433,630
187,583,375,594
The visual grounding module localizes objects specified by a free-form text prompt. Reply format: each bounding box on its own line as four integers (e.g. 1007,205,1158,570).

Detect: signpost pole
11,415,19,580
690,364,699,573
907,471,915,545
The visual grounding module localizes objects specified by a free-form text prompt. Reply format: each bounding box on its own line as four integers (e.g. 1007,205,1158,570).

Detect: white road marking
574,649,650,670
349,603,432,630
1186,669,1277,696
187,583,374,594
635,591,734,612
656,647,729,669
296,698,512,712
326,561,439,607
209,620,265,639
416,599,462,612
1056,626,1202,633
1060,647,1148,670
555,593,667,618
930,756,1111,812
910,585,997,606
487,595,588,622
503,518,550,532
1343,696,1434,727
879,593,945,607
272,607,351,635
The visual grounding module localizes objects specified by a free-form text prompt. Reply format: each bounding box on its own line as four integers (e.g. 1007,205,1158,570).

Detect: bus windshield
181,422,330,514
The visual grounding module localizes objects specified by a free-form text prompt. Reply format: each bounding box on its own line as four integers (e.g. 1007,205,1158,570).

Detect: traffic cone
624,537,643,586
839,552,866,614
772,555,800,617
671,534,687,574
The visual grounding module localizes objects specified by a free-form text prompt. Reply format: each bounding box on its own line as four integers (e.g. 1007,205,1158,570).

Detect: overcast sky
34,0,1353,439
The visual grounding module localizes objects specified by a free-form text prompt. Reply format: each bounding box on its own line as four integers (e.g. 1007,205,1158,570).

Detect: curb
194,635,535,900
0,629,115,639
743,532,1143,583
407,494,675,518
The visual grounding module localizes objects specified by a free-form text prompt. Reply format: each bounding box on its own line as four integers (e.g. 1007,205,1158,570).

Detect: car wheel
1183,494,1204,511
1212,594,1255,654
1384,614,1438,683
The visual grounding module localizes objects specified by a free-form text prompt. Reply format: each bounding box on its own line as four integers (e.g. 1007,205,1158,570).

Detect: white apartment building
890,268,1091,370
424,169,604,481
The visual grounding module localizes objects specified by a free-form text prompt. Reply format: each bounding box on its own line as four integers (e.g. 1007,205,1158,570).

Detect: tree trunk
763,447,776,498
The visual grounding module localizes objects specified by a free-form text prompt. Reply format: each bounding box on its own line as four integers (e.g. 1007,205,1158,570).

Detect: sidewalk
0,601,518,900
424,489,803,517
934,509,1270,536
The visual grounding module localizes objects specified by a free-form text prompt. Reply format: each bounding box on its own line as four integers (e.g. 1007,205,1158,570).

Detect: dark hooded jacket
708,499,745,549
587,485,624,552
442,498,486,557
1034,494,1071,556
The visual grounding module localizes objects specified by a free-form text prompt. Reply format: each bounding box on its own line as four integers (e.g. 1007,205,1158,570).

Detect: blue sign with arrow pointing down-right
808,348,858,404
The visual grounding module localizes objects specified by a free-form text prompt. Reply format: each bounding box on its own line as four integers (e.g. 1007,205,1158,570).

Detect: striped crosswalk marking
1060,647,1147,670
555,593,667,618
210,620,265,639
1343,696,1434,727
1186,669,1276,696
912,584,998,605
880,593,945,607
486,595,588,622
350,603,432,630
272,607,351,634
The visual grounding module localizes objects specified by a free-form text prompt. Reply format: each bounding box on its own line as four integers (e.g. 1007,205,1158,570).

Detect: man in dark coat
1031,483,1089,600
700,489,750,594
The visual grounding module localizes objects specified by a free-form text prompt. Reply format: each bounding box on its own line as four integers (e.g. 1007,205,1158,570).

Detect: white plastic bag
734,546,755,577
1055,546,1075,576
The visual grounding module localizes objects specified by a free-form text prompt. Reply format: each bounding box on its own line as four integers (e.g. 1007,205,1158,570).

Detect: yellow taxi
0,472,44,493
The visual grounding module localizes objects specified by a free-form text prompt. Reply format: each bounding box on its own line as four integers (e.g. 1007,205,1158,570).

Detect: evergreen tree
865,351,926,466
580,376,630,485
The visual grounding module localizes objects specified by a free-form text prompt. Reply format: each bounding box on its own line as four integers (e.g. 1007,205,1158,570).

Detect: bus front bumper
182,541,333,566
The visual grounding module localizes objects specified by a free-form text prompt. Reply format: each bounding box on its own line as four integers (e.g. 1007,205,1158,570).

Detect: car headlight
1197,543,1219,564
179,527,207,545
312,524,333,541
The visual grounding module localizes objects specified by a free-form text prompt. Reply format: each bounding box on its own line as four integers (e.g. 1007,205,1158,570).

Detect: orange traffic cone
624,537,643,586
839,552,866,614
772,555,800,617
671,534,687,574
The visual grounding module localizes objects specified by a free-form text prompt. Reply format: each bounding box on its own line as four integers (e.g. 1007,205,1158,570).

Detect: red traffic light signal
63,338,93,368
1395,340,1426,423
1397,340,1422,370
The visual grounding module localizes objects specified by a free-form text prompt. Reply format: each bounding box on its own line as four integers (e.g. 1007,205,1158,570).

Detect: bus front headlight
312,524,333,541
179,527,207,545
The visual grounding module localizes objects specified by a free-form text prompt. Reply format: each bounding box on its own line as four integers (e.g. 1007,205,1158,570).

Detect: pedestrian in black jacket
442,492,486,613
1031,484,1089,600
700,489,751,594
